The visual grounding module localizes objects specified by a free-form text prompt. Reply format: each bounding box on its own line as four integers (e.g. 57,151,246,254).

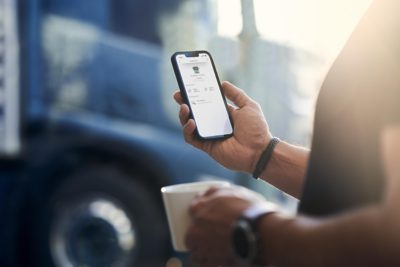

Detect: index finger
173,90,184,105
189,187,220,216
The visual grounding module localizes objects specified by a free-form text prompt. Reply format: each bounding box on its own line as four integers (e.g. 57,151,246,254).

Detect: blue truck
0,1,237,266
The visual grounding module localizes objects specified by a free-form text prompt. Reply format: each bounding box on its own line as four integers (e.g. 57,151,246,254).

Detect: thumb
222,81,251,108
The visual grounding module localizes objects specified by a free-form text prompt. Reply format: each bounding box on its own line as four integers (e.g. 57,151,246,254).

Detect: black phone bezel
171,50,234,140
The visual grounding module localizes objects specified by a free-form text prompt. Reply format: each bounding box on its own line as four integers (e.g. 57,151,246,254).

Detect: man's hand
173,81,272,173
185,185,267,267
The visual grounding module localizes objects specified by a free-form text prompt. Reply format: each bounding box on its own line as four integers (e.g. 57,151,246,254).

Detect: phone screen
173,52,233,139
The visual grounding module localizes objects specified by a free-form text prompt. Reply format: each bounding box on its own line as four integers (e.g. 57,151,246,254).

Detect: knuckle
183,133,191,143
179,106,185,115
189,201,201,216
204,187,219,196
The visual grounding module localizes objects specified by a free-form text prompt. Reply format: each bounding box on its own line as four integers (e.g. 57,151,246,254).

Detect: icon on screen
192,66,200,74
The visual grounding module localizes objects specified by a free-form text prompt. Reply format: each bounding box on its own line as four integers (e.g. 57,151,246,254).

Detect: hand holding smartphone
171,51,233,140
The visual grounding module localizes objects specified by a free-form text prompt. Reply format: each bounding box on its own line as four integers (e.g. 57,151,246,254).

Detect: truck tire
30,165,170,267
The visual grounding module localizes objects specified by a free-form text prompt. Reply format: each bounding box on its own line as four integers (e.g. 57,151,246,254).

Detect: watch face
232,204,275,265
232,219,256,262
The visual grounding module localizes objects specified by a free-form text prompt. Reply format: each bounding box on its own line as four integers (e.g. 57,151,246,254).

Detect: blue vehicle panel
0,1,239,266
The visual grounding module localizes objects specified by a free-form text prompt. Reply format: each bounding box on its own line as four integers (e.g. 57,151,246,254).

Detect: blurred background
0,0,371,266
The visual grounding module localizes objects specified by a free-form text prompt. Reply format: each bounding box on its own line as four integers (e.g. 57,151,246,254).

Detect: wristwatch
231,203,277,265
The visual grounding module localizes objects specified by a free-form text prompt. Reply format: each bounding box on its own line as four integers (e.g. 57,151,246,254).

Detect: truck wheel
32,166,169,267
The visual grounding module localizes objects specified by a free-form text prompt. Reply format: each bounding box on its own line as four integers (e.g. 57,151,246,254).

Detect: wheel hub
50,197,136,267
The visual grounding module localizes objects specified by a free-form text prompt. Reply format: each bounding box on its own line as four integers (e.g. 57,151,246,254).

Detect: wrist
231,202,277,265
252,137,280,178
249,136,272,174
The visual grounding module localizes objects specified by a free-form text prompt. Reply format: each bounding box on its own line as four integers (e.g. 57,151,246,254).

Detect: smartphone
171,51,233,140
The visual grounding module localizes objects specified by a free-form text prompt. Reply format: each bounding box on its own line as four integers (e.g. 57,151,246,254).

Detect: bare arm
173,81,309,198
258,140,309,199
257,125,400,266
184,126,400,267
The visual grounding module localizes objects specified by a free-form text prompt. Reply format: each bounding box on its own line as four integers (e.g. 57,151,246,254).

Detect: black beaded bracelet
252,137,280,179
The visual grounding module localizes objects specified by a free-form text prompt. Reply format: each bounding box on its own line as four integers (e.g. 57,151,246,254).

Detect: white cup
161,180,231,252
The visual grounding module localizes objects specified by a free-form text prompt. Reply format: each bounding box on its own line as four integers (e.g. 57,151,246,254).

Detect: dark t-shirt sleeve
377,1,400,126
299,0,400,216
382,86,400,125
356,0,400,126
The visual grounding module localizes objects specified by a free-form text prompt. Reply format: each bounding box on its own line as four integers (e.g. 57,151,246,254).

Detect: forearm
259,205,400,267
257,127,400,266
258,140,309,198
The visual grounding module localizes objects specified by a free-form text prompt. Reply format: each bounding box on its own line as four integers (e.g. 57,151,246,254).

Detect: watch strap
252,137,280,178
242,202,277,223
233,203,277,265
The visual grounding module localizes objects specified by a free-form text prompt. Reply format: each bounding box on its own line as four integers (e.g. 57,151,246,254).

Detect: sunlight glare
217,0,243,37
253,0,372,58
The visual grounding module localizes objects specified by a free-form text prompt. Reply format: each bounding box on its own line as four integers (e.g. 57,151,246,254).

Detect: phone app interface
176,53,233,137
